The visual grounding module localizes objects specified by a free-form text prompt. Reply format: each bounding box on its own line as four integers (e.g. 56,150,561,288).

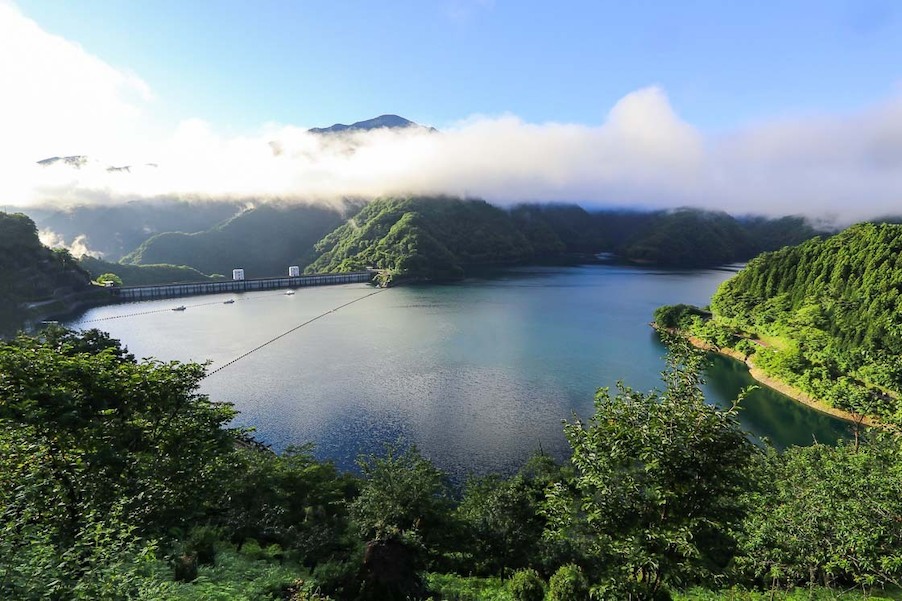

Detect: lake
66,264,850,479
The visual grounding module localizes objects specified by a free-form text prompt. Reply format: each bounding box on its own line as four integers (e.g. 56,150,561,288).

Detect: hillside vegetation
657,222,902,422
0,212,96,334
3,328,901,599
306,197,538,281
29,200,243,261
123,203,347,278
617,211,817,266
307,198,819,282
25,199,822,285
79,255,218,286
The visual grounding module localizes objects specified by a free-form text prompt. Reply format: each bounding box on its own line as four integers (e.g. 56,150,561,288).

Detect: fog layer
2,2,900,223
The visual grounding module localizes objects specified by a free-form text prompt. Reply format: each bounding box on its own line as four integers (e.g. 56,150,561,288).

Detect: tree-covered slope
28,200,243,261
309,199,824,280
307,197,541,280
737,215,820,256
123,203,347,278
0,212,95,333
613,209,814,266
510,203,606,255
78,255,217,286
703,222,902,418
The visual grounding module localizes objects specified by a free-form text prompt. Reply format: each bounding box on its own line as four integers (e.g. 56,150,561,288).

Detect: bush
311,558,360,599
186,525,220,566
654,304,707,330
507,569,544,601
548,564,589,601
734,338,757,358
239,539,283,562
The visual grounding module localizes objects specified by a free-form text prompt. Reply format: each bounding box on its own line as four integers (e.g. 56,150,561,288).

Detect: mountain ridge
308,114,435,135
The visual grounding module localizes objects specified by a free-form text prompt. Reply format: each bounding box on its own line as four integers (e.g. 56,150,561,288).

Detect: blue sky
13,0,902,132
2,0,901,221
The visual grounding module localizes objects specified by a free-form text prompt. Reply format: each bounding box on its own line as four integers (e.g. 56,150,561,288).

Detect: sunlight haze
2,0,901,222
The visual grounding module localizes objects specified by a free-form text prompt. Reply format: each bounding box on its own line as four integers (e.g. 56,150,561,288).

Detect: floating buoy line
79,299,227,322
204,288,386,378
73,286,387,378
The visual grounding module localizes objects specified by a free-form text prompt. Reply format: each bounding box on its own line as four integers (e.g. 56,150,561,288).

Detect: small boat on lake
223,299,235,304
284,290,295,296
172,305,187,311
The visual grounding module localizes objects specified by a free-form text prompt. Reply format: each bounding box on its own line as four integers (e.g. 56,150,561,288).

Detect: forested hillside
659,222,902,421
79,255,218,286
612,210,818,266
123,203,348,278
29,200,243,261
0,212,96,334
23,198,823,286
306,197,539,281
510,203,606,255
308,199,820,282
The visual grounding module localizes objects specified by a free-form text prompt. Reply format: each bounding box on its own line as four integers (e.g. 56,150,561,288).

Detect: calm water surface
67,265,850,479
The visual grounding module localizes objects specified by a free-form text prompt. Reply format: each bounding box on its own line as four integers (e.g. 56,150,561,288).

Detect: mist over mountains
20,196,823,286
7,87,902,226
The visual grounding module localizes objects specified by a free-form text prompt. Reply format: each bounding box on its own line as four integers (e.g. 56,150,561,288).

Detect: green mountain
28,199,243,261
309,200,823,282
510,203,606,255
0,212,97,334
608,209,819,267
122,202,348,278
26,197,824,289
306,196,543,281
669,222,902,420
78,255,217,286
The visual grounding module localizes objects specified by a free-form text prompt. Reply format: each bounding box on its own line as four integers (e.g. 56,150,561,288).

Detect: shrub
311,558,360,599
186,525,220,566
548,564,589,601
507,568,544,601
173,553,198,583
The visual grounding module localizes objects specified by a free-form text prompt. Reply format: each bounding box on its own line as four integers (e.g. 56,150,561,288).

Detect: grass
425,572,511,601
675,586,902,601
423,576,902,601
139,548,314,601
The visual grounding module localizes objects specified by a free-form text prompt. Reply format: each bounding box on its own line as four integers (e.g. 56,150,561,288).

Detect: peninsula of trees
656,222,902,423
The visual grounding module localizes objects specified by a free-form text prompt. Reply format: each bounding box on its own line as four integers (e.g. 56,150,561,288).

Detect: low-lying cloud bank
2,2,901,224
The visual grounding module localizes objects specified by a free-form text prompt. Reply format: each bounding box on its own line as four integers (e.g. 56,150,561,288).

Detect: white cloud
2,1,902,225
38,228,97,258
0,2,153,163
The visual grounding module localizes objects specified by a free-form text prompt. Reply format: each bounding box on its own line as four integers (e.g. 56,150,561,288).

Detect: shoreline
674,330,881,428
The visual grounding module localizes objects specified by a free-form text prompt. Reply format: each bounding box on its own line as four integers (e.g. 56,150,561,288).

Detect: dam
110,271,374,301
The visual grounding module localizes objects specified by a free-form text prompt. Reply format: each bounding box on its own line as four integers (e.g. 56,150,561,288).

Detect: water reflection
65,264,850,479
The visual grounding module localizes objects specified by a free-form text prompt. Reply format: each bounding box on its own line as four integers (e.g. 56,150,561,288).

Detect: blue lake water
66,264,850,479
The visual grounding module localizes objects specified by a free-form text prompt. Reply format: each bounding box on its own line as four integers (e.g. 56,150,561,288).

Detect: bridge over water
111,271,374,302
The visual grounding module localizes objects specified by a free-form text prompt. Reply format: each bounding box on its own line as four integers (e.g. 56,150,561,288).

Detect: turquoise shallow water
66,264,850,479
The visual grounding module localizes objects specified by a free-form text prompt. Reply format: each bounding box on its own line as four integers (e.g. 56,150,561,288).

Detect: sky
2,0,902,222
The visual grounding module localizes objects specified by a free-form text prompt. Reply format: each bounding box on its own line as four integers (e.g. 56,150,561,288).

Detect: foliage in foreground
2,327,902,600
736,437,902,591
545,339,757,598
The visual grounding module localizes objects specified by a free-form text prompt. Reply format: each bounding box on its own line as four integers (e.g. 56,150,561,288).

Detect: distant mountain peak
309,114,435,135
36,155,157,173
37,155,89,169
